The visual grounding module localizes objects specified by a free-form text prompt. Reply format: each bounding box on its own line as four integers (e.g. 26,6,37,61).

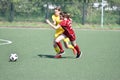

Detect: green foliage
0,0,9,16
14,1,43,15
0,0,120,24
86,9,101,24
104,11,119,24
62,1,82,23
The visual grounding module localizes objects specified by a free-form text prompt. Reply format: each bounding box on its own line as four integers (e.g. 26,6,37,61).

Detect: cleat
54,54,62,58
54,50,65,58
76,53,80,58
76,51,82,58
58,50,65,55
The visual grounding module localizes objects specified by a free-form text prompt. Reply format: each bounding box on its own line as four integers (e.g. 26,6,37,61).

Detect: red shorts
64,32,76,41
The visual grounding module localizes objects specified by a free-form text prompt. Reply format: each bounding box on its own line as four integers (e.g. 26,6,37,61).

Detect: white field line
0,39,12,45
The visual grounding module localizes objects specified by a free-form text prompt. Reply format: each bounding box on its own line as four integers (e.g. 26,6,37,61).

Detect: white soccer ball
9,53,18,61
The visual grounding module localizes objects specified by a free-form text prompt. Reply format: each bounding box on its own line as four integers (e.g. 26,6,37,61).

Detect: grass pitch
0,28,120,80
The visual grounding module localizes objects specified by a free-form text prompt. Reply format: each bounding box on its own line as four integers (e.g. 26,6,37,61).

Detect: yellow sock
63,38,74,49
54,46,60,54
63,38,77,54
68,45,74,49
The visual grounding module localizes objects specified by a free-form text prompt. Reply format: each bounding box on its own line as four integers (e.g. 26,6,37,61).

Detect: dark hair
54,7,61,11
60,12,71,18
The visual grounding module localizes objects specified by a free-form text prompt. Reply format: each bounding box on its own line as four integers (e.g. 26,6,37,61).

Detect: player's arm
46,19,60,29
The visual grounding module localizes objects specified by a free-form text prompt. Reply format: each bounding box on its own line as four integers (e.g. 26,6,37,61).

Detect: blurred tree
0,0,9,16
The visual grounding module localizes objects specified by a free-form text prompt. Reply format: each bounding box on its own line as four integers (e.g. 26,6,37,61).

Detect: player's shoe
54,54,62,58
72,48,77,55
76,51,82,58
54,50,64,58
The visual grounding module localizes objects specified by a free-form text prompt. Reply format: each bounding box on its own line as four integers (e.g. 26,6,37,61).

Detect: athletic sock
56,42,64,53
68,45,74,49
54,46,60,54
74,45,81,54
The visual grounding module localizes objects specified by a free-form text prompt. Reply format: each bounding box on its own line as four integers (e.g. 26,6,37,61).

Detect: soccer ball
9,53,18,61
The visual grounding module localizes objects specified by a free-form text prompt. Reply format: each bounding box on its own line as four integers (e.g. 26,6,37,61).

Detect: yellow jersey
52,14,64,38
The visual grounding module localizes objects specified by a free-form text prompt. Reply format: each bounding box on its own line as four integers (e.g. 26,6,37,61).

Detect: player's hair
54,7,61,11
60,12,71,19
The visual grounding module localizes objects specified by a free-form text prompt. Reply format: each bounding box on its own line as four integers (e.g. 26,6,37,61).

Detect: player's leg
71,41,81,58
55,34,65,53
53,39,60,54
54,34,65,58
63,38,77,55
54,28,64,54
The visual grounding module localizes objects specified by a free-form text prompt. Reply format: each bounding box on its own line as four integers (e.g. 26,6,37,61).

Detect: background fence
0,0,120,26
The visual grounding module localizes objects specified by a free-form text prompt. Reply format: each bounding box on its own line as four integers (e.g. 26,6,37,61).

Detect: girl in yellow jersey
52,7,77,57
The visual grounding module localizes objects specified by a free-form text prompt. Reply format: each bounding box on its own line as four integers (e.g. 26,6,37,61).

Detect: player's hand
46,19,50,24
46,19,59,30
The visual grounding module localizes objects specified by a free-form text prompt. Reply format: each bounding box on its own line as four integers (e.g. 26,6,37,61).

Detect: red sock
56,42,64,53
74,45,81,54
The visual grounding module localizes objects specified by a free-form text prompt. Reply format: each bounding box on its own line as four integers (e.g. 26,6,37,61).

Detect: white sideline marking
0,39,12,45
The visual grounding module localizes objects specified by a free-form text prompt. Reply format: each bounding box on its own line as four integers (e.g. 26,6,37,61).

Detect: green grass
0,28,120,80
0,21,120,30
0,21,49,28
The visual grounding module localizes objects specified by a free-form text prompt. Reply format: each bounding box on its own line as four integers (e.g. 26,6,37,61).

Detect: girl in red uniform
46,12,81,58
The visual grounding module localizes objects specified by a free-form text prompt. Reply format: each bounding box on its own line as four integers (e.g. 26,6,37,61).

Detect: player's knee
72,42,77,47
54,39,59,44
53,41,57,47
53,43,57,47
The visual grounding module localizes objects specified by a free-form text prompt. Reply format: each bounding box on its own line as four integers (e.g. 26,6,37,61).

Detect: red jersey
60,18,74,34
60,18,76,41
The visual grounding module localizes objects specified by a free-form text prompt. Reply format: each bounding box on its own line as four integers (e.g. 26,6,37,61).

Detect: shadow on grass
38,54,75,59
